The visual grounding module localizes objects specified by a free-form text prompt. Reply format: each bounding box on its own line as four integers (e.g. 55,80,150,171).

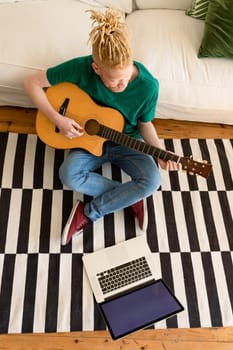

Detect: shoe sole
61,200,81,245
141,199,148,231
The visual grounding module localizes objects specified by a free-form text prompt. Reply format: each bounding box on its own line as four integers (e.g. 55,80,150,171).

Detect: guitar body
36,82,125,156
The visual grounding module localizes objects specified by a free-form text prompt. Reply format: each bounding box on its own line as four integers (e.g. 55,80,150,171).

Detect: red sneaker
129,199,148,231
61,201,90,245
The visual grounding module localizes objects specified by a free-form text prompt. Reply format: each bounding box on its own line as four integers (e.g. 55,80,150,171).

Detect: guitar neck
98,123,180,163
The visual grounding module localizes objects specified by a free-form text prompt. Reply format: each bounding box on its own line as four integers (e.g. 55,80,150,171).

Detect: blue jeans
59,142,161,221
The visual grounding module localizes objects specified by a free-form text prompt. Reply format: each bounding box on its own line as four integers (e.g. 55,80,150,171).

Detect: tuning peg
203,160,208,164
189,172,194,176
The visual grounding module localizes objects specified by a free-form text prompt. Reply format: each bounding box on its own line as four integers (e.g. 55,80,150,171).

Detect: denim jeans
59,141,161,221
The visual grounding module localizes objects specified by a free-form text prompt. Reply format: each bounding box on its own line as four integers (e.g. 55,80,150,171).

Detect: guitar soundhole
85,119,100,136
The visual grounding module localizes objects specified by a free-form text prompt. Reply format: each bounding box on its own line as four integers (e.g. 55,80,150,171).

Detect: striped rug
0,133,232,333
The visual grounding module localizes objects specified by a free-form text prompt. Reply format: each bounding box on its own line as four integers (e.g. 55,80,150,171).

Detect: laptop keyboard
97,256,152,294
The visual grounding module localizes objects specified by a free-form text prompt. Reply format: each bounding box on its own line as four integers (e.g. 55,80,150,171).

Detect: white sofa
0,0,232,125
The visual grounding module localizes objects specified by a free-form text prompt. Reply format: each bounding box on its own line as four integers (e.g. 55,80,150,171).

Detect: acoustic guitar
36,82,212,178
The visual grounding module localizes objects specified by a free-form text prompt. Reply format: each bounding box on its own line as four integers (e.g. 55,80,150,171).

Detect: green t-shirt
47,55,159,138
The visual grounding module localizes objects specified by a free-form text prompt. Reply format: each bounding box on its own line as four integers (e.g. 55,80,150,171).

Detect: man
24,8,181,245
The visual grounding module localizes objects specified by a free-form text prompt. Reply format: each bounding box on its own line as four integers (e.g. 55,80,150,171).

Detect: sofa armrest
135,0,193,10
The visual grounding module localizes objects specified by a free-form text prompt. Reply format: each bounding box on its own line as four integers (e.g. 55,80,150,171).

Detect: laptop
82,235,184,340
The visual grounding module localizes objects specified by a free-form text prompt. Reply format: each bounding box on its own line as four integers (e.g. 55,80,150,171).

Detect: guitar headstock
180,156,212,178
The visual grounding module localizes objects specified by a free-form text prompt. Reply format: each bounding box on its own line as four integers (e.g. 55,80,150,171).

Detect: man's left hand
158,159,182,171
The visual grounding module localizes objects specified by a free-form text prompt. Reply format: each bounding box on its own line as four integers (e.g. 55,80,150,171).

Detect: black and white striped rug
0,133,232,333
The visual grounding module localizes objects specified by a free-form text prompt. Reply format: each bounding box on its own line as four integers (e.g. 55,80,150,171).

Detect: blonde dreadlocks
88,8,133,68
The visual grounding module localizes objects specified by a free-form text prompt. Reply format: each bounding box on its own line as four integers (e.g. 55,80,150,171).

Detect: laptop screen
99,279,184,340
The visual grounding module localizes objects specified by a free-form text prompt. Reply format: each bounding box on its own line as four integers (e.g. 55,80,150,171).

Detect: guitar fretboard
98,123,180,162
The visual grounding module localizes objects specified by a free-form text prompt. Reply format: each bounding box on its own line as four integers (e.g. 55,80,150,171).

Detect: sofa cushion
0,0,102,68
0,0,28,2
135,0,192,10
78,0,133,13
0,0,132,11
0,0,106,107
126,9,233,124
186,0,209,20
198,0,233,58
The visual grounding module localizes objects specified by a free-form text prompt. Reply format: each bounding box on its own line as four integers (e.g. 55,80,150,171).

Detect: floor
0,106,233,349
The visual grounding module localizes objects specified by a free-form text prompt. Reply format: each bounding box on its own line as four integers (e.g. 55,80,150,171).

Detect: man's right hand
55,114,84,139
